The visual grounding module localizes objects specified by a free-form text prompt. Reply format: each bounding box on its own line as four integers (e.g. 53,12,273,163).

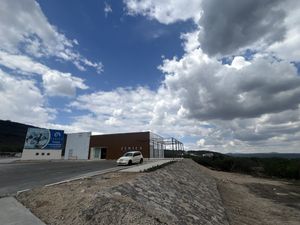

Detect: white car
117,151,143,165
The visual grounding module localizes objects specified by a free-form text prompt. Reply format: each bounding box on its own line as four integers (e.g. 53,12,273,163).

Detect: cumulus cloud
69,87,156,133
0,69,55,125
268,0,300,61
199,0,286,56
0,0,103,73
215,110,300,151
162,49,300,120
68,86,209,139
228,56,251,70
0,51,88,96
156,46,300,152
125,0,300,62
180,30,201,53
65,48,300,152
124,0,202,24
119,0,300,152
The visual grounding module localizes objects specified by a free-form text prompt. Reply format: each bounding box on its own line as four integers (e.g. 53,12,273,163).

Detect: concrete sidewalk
0,197,45,225
120,159,175,172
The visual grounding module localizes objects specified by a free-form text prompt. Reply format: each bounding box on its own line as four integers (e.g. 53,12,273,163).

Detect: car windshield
123,152,133,157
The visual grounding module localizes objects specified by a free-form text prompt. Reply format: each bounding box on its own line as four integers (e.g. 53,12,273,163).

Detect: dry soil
17,160,300,225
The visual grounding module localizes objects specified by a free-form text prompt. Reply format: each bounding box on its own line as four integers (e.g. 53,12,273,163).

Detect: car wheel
140,158,143,164
128,160,132,166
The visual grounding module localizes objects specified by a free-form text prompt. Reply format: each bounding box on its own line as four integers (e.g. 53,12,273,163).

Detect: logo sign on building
24,128,64,150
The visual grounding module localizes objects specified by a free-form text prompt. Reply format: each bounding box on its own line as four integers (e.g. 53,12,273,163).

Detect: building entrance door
91,147,107,160
100,148,107,159
94,148,101,159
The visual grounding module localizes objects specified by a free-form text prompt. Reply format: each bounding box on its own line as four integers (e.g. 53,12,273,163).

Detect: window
134,152,141,156
35,153,39,156
47,153,50,156
41,153,45,156
124,152,133,157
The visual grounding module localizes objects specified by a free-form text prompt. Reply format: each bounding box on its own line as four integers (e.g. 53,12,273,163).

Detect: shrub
189,154,300,180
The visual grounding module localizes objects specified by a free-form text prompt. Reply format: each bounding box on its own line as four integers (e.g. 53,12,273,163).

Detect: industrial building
65,131,184,160
21,128,184,160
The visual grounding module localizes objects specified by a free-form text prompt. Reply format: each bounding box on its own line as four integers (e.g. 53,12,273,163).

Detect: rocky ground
17,159,228,225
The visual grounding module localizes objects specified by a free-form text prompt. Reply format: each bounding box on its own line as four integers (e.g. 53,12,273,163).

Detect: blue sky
1,0,300,153
38,0,194,90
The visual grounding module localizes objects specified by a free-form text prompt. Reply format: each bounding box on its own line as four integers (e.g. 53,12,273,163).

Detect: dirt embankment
201,165,300,225
17,159,300,225
17,159,228,225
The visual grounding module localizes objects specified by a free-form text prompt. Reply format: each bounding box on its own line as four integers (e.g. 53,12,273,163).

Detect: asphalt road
0,160,120,196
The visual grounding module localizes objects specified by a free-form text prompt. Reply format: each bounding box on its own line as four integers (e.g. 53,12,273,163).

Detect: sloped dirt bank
200,165,300,225
17,159,228,225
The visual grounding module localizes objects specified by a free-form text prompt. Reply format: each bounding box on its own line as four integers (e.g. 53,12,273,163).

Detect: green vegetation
187,154,300,180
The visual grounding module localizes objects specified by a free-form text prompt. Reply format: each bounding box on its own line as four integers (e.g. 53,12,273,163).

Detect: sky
0,0,300,153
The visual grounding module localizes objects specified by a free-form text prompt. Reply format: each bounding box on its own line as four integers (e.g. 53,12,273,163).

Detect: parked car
117,151,143,165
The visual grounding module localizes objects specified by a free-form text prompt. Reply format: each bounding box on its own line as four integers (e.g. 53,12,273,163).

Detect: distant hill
187,150,226,157
227,152,300,159
0,120,36,153
164,149,185,158
185,150,300,159
164,150,227,158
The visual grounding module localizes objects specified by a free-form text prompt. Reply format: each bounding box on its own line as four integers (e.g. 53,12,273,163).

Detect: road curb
44,167,123,187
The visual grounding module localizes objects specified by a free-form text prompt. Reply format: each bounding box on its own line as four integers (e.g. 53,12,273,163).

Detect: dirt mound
18,159,228,225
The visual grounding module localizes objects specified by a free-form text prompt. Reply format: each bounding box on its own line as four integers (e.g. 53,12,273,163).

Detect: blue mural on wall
24,128,64,150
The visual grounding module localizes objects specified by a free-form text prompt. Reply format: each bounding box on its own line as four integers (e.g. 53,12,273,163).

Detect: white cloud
180,30,201,53
0,50,88,97
197,138,205,147
65,49,300,153
157,46,300,152
43,70,88,97
0,69,55,125
68,85,209,140
125,0,300,63
70,87,156,132
124,0,202,24
104,2,113,17
117,0,300,153
0,0,103,73
268,0,300,62
229,56,251,70
161,48,300,120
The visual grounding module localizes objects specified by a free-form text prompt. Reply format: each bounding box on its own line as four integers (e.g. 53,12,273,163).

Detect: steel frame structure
149,132,184,158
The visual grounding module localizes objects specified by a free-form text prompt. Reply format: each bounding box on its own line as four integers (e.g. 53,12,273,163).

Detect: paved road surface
0,160,120,196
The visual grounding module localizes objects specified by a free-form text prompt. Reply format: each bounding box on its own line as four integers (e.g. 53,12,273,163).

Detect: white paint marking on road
16,189,30,195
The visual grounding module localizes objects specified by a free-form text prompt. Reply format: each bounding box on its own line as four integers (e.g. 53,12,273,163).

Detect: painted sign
24,128,64,150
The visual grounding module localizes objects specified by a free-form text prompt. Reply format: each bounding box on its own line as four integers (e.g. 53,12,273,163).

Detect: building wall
21,149,62,160
64,132,91,160
89,132,150,159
